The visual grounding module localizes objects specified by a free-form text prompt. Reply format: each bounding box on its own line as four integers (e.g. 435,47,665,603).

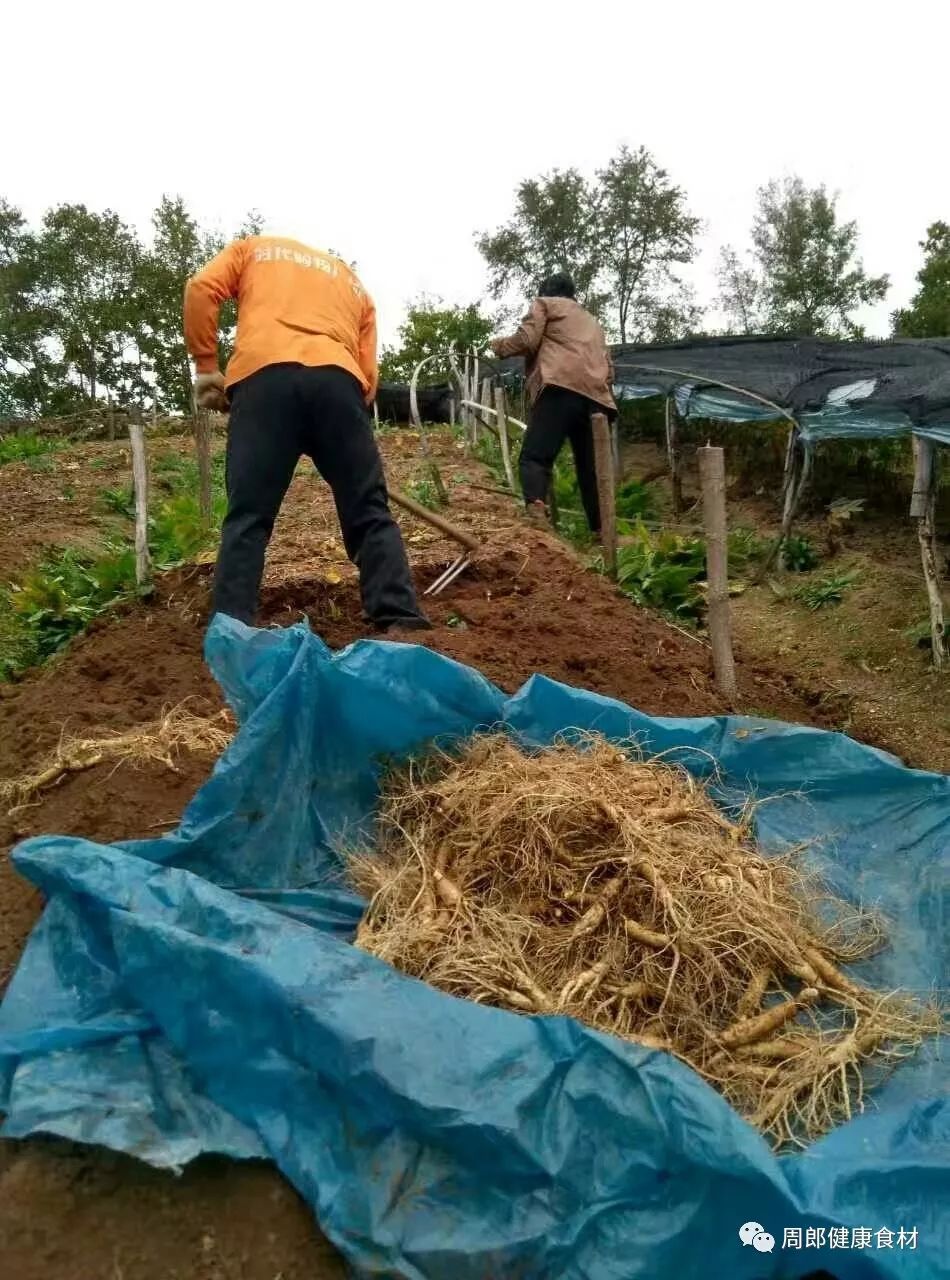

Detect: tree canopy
477,146,700,342
719,177,889,338
0,198,262,419
892,221,950,339
379,298,495,383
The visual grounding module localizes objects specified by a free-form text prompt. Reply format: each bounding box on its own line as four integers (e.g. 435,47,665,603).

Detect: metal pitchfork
389,490,481,597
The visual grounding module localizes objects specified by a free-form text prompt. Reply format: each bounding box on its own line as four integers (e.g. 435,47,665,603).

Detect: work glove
195,371,228,413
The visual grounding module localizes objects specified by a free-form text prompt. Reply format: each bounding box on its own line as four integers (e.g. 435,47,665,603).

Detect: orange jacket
183,236,378,402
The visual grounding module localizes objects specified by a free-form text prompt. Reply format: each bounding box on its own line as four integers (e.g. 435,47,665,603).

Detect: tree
597,145,700,343
476,169,605,315
893,221,950,338
136,199,267,412
0,201,64,417
749,177,888,337
136,196,224,413
31,203,145,405
0,196,267,420
477,149,701,340
716,245,763,334
379,298,495,382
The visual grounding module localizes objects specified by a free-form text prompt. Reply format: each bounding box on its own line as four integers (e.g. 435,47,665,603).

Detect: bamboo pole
494,386,517,493
460,399,527,434
665,395,683,516
128,416,151,589
758,426,808,578
462,353,473,447
698,445,737,701
911,437,946,668
592,413,618,578
409,353,449,504
195,410,213,529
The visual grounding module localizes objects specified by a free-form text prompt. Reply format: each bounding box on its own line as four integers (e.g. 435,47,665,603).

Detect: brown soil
0,1142,345,1280
0,442,139,578
0,428,937,1279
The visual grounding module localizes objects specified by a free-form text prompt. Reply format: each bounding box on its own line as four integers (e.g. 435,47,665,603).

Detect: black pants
213,363,426,628
519,386,604,533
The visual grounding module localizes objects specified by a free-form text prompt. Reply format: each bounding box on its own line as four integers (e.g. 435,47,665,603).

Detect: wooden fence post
698,445,737,701
128,414,151,589
592,413,618,578
195,410,214,529
911,437,946,669
494,386,517,493
665,395,683,517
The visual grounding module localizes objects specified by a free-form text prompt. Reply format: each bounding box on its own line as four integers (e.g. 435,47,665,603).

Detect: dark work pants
213,363,426,628
519,385,605,533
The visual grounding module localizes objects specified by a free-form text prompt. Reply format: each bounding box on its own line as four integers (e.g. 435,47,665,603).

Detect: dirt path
0,429,940,1279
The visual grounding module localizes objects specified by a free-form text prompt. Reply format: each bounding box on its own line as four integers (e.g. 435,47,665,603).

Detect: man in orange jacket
184,235,430,632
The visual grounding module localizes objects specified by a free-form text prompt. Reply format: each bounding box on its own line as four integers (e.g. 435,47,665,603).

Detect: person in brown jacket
491,273,616,533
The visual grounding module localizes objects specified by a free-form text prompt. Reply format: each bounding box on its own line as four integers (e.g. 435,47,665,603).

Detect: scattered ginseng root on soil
350,733,941,1148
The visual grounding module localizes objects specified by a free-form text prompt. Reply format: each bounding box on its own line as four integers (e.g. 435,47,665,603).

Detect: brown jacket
493,297,616,411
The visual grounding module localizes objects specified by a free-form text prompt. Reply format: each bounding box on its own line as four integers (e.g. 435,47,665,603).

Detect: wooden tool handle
390,490,481,552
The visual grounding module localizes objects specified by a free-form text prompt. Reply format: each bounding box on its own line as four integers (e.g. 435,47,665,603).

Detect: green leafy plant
782,534,820,572
727,526,768,570
149,491,226,567
615,478,658,523
795,570,860,610
0,445,227,681
0,432,57,466
3,545,138,675
405,472,446,512
98,485,136,518
614,522,706,620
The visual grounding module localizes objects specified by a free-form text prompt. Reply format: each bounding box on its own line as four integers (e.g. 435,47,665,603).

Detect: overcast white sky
3,0,948,346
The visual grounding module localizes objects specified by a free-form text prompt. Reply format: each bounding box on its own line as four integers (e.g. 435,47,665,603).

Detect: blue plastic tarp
1,617,947,1279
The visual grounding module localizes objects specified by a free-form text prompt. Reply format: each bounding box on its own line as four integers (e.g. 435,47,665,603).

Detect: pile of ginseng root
351,734,941,1148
